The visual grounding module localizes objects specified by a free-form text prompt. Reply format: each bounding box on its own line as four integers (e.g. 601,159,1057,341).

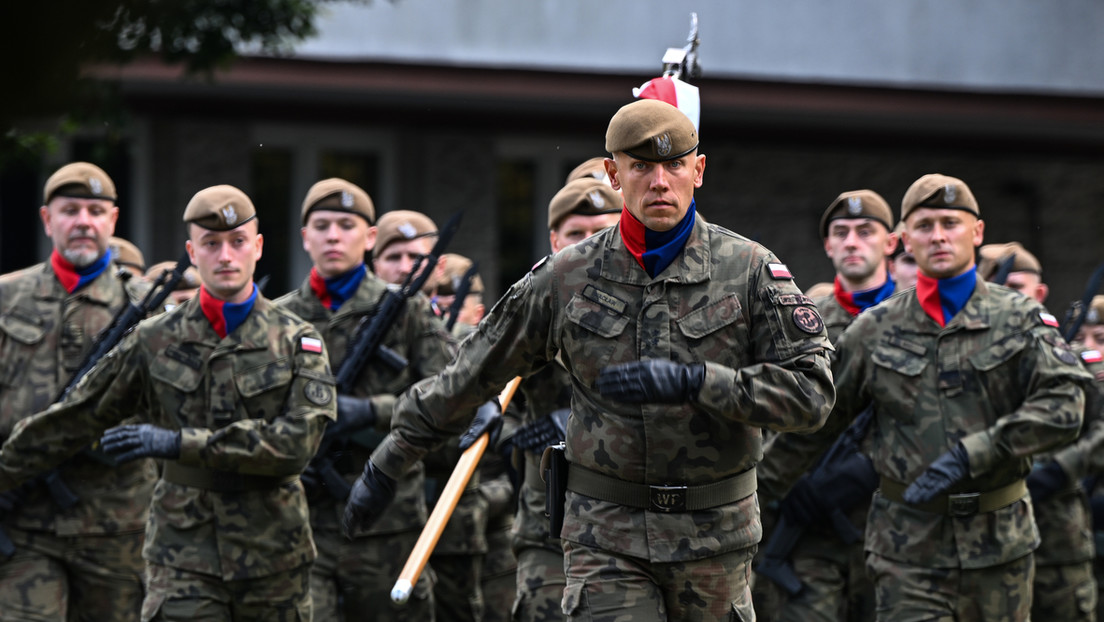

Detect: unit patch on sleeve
792,306,824,334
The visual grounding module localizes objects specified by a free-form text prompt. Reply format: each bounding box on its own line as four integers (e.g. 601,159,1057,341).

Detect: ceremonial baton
391,376,523,604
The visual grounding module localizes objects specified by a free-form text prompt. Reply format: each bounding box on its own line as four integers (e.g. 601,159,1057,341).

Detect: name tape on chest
301,336,323,354
768,263,793,280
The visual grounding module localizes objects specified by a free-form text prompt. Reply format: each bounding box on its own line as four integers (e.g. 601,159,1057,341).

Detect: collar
50,249,113,294
833,276,896,317
601,211,711,286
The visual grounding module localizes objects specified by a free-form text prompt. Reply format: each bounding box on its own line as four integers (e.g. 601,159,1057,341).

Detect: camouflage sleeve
959,323,1088,477
370,393,397,431
0,331,145,489
372,264,556,481
408,294,457,380
1049,355,1104,479
695,253,836,433
177,325,337,477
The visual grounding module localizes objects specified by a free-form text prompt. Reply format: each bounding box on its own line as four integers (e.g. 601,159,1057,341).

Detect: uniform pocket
564,293,630,382
0,311,46,387
870,341,928,423
234,357,293,398
149,350,204,392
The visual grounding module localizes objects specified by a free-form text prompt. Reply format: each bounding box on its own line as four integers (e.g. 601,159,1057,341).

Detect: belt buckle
650,485,688,513
948,492,980,517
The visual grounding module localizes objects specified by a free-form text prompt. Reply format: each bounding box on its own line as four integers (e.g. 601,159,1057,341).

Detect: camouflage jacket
373,215,835,563
758,280,1088,569
0,293,336,580
275,274,453,537
0,260,157,536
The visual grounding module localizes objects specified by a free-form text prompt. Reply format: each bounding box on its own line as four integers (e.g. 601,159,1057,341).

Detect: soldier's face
1002,271,1048,304
373,237,434,286
39,197,118,267
823,218,896,288
902,209,984,279
550,212,621,253
606,152,705,232
301,210,375,279
1076,325,1104,352
889,251,918,290
186,221,264,303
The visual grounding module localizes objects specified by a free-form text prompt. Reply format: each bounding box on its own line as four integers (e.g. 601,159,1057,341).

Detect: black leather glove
779,476,825,527
325,395,377,446
903,443,970,505
342,460,397,539
99,424,181,464
596,359,705,404
1026,461,1069,504
459,400,502,451
512,408,570,453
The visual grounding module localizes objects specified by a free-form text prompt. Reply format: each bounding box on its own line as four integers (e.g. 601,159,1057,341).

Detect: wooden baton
391,376,523,604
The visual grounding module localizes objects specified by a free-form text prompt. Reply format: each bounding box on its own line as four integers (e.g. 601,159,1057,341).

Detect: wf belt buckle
948,492,980,517
650,485,688,513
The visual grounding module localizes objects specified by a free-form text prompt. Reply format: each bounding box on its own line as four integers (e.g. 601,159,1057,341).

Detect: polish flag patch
1039,312,1059,327
1082,350,1103,364
768,263,793,280
301,337,323,353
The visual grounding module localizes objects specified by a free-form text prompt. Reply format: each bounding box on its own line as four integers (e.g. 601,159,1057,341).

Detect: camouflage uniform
753,291,882,622
371,215,835,621
0,292,336,621
276,273,453,622
758,281,1090,621
0,259,157,622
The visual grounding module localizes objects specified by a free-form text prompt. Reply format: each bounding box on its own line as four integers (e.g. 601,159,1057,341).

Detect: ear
972,219,985,247
185,239,196,266
300,227,309,253
692,153,706,189
365,226,378,252
884,231,899,257
254,233,264,260
604,158,621,191
40,205,52,236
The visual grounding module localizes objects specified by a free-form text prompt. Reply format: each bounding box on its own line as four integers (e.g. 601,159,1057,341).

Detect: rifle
1062,261,1104,343
310,212,463,500
661,12,701,82
755,406,878,596
444,260,479,333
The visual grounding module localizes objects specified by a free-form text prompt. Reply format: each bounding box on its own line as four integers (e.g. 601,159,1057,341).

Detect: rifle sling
163,462,298,493
879,477,1026,517
566,463,756,513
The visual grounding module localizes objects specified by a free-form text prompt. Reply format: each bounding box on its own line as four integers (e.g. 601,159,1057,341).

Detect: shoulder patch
531,255,551,273
768,263,793,280
1039,312,1059,328
1054,345,1079,365
303,380,333,406
300,336,323,354
1082,349,1103,364
792,306,824,334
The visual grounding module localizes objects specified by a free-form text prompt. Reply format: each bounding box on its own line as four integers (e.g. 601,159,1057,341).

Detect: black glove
903,443,970,505
324,395,377,446
779,476,825,527
459,400,502,451
1026,461,1069,504
512,408,570,453
99,424,181,464
596,359,705,404
341,460,397,538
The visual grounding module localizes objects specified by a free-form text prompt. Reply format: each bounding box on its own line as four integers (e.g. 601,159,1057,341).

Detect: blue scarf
833,276,896,317
200,284,258,338
620,200,697,278
310,264,366,312
916,267,977,327
51,249,113,293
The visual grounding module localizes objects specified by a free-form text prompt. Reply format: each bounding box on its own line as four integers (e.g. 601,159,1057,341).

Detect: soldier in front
0,184,336,621
343,98,835,620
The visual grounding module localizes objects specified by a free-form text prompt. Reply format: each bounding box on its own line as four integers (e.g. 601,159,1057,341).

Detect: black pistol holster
541,442,568,538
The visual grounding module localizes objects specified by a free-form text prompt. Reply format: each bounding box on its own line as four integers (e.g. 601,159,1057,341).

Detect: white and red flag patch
768,263,793,280
1039,312,1059,328
301,337,323,353
633,75,700,131
1082,350,1103,364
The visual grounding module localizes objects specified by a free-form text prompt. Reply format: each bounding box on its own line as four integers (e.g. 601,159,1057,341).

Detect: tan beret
109,237,145,272
819,189,894,238
605,99,698,162
977,242,1042,281
434,253,484,296
566,157,611,184
44,162,116,203
1084,295,1104,326
375,210,437,255
301,178,375,225
182,185,257,231
548,178,623,230
145,261,201,291
901,173,979,223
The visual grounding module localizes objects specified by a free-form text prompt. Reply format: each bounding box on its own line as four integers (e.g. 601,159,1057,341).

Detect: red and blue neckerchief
200,284,258,339
620,200,697,278
833,276,896,317
309,264,366,312
51,248,113,294
915,266,977,328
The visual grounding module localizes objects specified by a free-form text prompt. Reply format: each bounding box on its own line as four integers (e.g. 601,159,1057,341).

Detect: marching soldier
344,98,835,620
276,180,452,620
109,236,147,280
0,184,336,620
759,173,1089,621
0,162,156,621
144,260,201,311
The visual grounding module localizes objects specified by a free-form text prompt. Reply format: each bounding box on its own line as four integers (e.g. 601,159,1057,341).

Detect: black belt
163,463,298,493
879,477,1026,517
566,463,757,513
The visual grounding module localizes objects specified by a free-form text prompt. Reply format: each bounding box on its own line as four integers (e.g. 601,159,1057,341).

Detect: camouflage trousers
866,552,1034,622
311,527,435,622
772,529,875,622
481,523,517,622
431,552,484,621
1033,561,1096,621
561,540,756,621
0,526,145,622
513,546,566,622
143,562,310,621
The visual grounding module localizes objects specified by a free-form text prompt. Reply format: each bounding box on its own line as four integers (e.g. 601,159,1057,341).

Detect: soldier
564,157,612,186
0,162,156,621
759,173,1089,621
888,222,919,291
344,98,836,620
0,184,336,620
755,189,898,622
979,242,1101,620
427,253,486,335
144,260,201,311
1074,297,1104,352
505,176,621,621
109,236,146,280
274,179,451,621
